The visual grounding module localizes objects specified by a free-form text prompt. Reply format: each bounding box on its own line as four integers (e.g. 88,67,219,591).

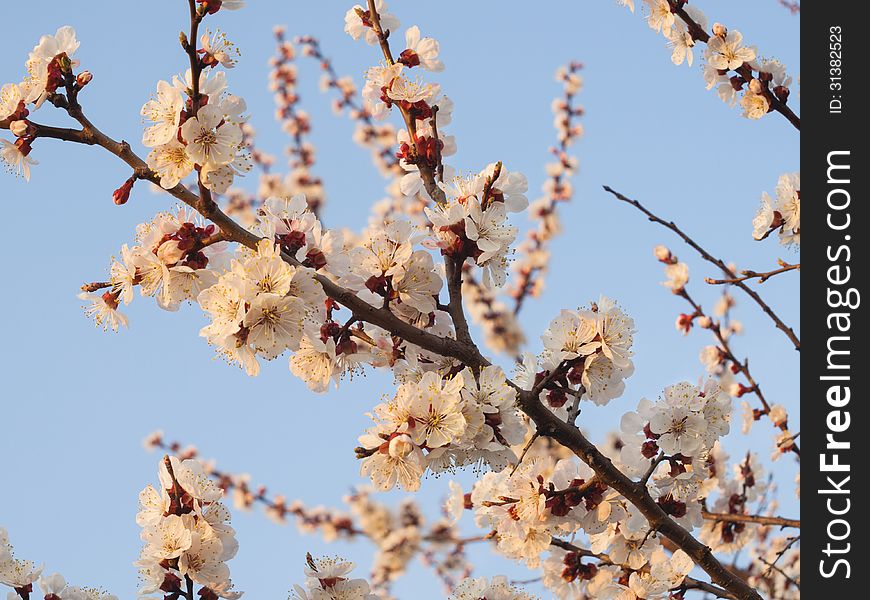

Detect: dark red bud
112,178,135,205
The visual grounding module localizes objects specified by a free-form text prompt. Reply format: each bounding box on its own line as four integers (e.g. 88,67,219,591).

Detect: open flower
200,29,240,69
147,139,195,189
402,26,443,71
707,30,756,71
141,80,184,147
78,291,128,332
242,292,307,359
180,104,243,168
1,138,37,181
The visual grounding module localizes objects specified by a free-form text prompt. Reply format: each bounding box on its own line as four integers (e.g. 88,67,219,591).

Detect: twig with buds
677,286,800,458
665,0,800,131
705,259,799,285
604,185,800,351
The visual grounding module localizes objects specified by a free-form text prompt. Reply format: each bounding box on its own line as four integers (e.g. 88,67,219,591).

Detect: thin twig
702,511,799,529
604,185,800,351
706,259,799,285
678,287,800,458
665,0,800,131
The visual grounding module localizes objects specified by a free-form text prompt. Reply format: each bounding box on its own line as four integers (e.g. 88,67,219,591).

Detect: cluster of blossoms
358,365,526,491
197,231,325,377
450,576,536,600
2,529,117,599
509,63,583,316
626,0,796,122
620,381,732,515
0,26,84,180
135,457,242,599
346,2,458,203
425,163,528,288
79,206,229,332
291,556,380,600
698,451,770,552
142,63,252,194
462,267,526,356
451,437,702,599
265,28,326,213
653,245,689,295
532,296,636,413
753,172,800,248
2,1,801,599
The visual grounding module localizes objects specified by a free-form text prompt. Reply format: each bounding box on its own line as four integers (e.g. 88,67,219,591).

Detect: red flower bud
112,178,135,205
320,321,341,341
398,49,421,68
197,0,223,14
76,71,93,87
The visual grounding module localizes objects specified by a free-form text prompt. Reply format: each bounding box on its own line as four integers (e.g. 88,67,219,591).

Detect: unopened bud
112,178,135,205
748,78,763,94
676,313,694,334
773,85,790,103
9,120,30,137
198,0,223,15
769,404,788,427
697,315,713,329
712,23,727,37
736,383,754,398
653,245,672,263
76,71,93,87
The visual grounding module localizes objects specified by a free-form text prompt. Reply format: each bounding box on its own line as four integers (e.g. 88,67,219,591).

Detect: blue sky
0,1,799,598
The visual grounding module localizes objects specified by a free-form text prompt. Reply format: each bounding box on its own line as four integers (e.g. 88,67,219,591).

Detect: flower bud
697,315,713,329
9,120,30,137
676,313,694,334
388,434,415,459
712,22,727,37
769,404,788,427
76,71,93,87
735,383,754,397
653,245,672,263
112,178,135,205
197,0,223,15
748,78,763,94
773,85,790,103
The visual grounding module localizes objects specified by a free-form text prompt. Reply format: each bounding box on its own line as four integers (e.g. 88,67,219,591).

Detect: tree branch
677,287,799,458
519,390,762,600
16,72,764,600
365,0,446,204
604,185,800,351
702,511,799,529
706,259,799,285
665,0,800,131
